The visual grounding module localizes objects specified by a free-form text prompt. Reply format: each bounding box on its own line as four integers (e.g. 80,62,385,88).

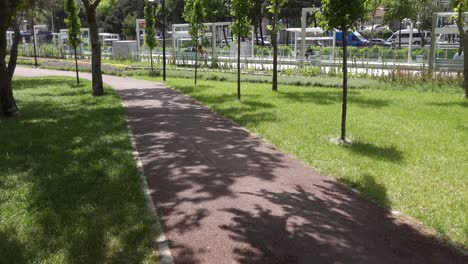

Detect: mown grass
158,77,468,248
0,77,157,263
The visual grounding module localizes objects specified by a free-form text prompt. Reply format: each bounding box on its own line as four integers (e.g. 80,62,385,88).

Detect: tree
100,0,145,36
122,12,137,39
0,0,22,117
319,0,368,142
267,0,288,92
250,0,265,45
145,2,157,72
451,0,468,98
230,0,253,100
367,0,382,43
183,0,206,86
81,0,104,96
65,0,82,85
383,0,416,48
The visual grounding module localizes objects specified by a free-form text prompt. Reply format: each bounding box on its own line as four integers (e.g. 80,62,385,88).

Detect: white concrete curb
127,125,174,264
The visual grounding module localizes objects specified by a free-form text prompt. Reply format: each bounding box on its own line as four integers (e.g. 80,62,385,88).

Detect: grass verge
0,77,157,263
157,77,467,248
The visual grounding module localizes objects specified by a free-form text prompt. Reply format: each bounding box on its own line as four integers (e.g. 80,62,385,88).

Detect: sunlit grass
0,77,157,263
161,77,468,248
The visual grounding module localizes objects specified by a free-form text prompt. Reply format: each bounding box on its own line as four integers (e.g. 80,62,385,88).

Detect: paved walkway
16,67,467,264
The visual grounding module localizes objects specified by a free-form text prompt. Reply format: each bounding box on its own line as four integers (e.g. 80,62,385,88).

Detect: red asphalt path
16,67,467,264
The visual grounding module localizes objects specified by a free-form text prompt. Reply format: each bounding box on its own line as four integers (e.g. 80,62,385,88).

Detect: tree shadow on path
114,81,467,264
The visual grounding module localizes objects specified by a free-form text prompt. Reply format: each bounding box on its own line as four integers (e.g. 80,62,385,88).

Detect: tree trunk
84,5,104,96
259,19,264,46
341,27,348,141
254,24,259,45
195,42,198,86
457,8,464,56
398,21,402,49
74,47,80,85
0,17,18,117
464,29,468,99
418,28,424,47
8,18,20,79
150,48,153,71
237,35,241,100
272,21,278,91
370,14,375,45
31,13,38,68
222,26,229,47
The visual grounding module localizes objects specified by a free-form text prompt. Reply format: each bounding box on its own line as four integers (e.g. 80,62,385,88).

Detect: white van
387,29,431,46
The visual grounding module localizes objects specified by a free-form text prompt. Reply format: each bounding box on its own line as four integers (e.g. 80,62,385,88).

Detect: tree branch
92,0,102,9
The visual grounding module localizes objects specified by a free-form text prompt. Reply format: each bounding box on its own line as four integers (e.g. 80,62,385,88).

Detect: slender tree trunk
84,5,104,96
464,29,468,99
259,19,264,46
74,47,80,85
457,8,464,56
418,28,424,47
254,24,259,45
150,48,153,71
272,19,278,91
399,21,402,49
370,14,375,45
223,26,229,47
8,18,20,79
341,27,348,141
237,35,241,100
0,18,18,117
31,13,38,68
195,42,198,86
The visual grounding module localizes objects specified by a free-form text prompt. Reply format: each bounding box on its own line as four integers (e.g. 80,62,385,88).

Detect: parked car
370,38,394,47
254,38,272,47
363,24,391,33
220,38,233,46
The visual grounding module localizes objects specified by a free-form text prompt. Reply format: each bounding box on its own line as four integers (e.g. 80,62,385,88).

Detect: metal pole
136,20,140,61
408,19,413,64
162,0,166,81
300,9,306,67
50,10,55,33
332,31,336,61
428,13,437,74
212,23,216,66
31,15,38,68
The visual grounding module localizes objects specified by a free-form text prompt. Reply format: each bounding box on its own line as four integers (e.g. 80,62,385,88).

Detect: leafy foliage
266,0,288,33
382,0,416,25
122,12,137,39
64,0,82,49
183,0,207,46
230,0,253,39
144,2,157,51
320,0,368,31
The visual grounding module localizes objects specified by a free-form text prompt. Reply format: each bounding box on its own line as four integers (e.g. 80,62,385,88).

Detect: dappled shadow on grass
343,141,404,163
12,77,79,90
277,89,390,108
0,229,28,264
427,100,468,108
339,174,391,208
170,84,279,128
0,78,156,263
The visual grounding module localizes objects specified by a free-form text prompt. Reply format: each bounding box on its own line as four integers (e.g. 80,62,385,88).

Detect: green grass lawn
0,77,157,263
160,77,468,248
